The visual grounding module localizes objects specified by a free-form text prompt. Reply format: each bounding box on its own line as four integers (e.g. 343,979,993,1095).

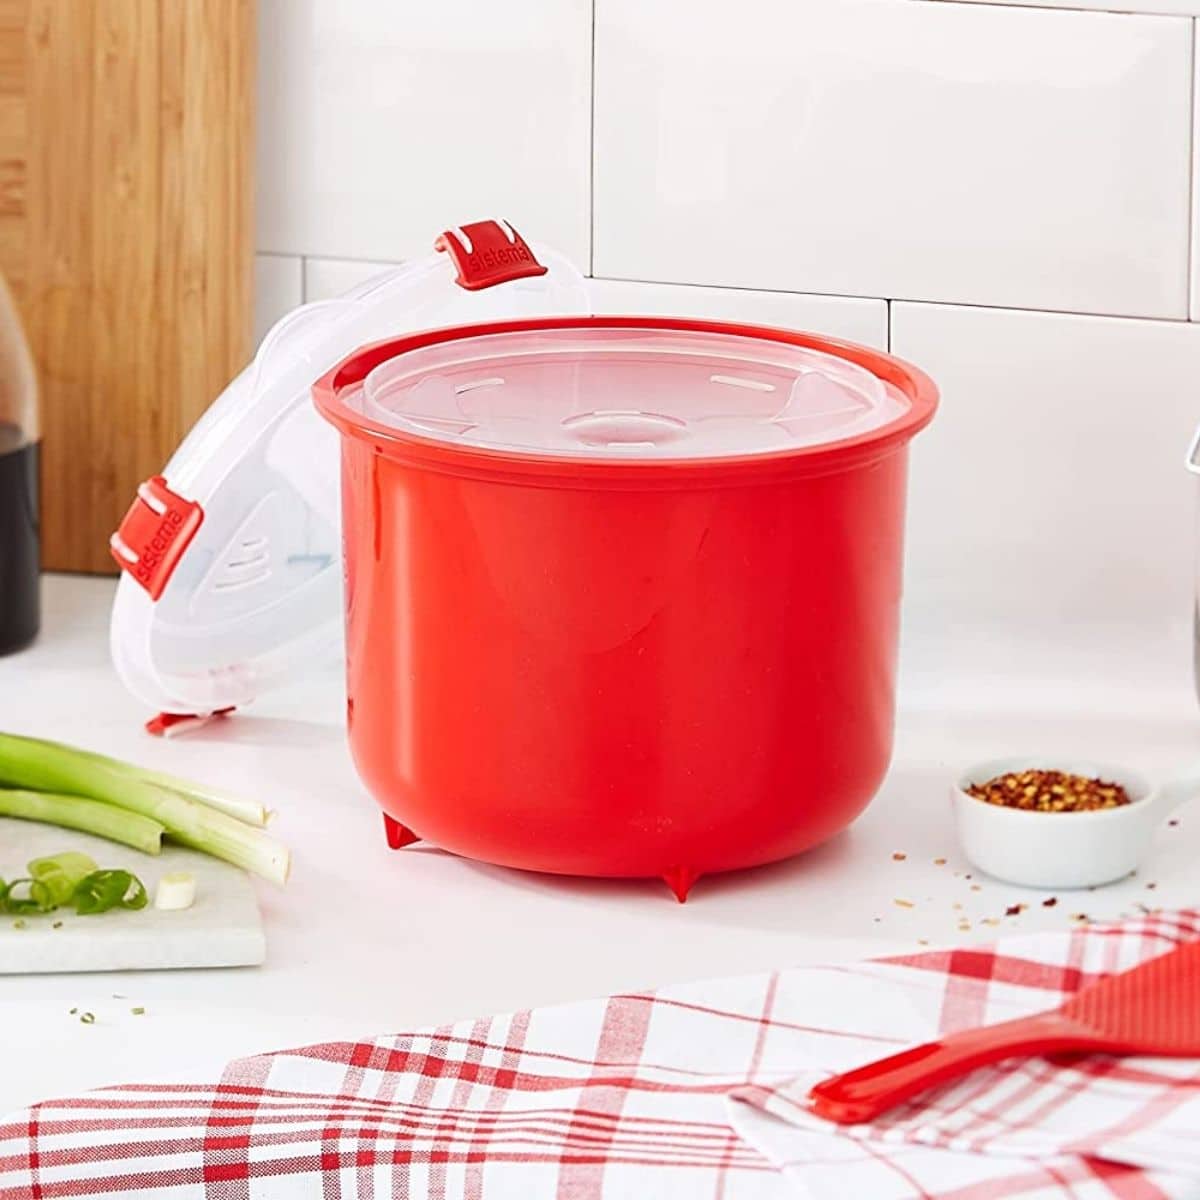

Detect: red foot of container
662,867,701,903
383,814,420,850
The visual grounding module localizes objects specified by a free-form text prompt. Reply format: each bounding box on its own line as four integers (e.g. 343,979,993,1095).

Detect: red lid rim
312,315,938,478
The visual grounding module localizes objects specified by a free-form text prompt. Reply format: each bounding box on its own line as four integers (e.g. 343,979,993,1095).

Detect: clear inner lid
352,327,909,460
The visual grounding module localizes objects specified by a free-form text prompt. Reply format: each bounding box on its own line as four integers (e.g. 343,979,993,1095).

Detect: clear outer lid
343,326,911,461
110,221,589,717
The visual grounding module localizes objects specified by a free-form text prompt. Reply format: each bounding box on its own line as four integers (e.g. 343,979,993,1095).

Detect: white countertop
1,574,1198,1115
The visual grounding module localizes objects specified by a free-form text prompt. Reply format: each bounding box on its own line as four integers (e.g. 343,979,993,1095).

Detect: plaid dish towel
3,911,1200,1199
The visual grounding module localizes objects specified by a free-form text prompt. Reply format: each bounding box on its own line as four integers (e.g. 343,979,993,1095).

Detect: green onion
0,733,289,885
72,870,147,915
61,741,271,828
29,852,98,908
3,878,46,913
0,788,164,854
1,853,149,917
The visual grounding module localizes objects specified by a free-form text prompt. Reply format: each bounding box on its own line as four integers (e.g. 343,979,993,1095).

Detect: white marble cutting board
0,821,265,973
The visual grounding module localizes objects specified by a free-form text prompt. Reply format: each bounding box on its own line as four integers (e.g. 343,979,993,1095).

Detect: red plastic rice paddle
809,941,1200,1124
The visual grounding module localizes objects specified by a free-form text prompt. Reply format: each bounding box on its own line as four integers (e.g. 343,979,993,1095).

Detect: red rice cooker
110,220,937,899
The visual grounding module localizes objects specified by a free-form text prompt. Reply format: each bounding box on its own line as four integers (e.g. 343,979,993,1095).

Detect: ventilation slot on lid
710,373,776,393
213,538,272,592
454,376,505,395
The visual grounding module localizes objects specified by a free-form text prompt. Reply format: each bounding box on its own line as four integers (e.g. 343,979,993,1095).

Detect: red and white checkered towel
4,910,1200,1199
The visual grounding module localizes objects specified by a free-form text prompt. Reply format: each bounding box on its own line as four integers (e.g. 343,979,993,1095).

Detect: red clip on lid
434,219,548,291
110,476,204,601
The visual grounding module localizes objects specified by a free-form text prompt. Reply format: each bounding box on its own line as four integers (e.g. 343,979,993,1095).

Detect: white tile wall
304,258,400,304
1192,21,1200,320
588,280,887,349
257,0,592,265
253,254,303,346
893,303,1200,643
250,2,1200,678
289,262,888,348
594,0,1192,319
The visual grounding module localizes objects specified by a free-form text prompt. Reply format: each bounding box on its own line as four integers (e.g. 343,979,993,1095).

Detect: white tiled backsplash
255,0,1200,669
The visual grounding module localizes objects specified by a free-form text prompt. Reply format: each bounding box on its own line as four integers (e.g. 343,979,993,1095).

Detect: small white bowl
952,756,1184,890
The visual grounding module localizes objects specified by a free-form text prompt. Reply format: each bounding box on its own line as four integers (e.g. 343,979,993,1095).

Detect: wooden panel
0,0,26,306
0,1,253,572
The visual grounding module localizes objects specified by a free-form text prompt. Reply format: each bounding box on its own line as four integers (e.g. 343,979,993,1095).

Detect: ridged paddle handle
808,1013,1088,1124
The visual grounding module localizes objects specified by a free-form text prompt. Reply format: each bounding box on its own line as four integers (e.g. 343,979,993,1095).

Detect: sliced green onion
72,870,148,915
28,852,98,908
3,879,42,913
0,734,289,885
153,870,196,911
0,789,163,855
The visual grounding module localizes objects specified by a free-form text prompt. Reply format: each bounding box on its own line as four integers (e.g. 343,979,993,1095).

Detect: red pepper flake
1070,913,1090,923
892,852,907,862
1042,897,1058,908
1146,882,1158,890
1005,903,1026,917
967,769,1130,813
933,857,947,866
1169,820,1180,827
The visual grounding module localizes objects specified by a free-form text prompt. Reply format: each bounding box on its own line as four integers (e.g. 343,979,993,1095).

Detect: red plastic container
314,315,936,899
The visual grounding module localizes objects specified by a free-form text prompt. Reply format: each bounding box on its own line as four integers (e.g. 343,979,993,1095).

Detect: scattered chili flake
893,898,914,909
1070,913,1090,923
892,852,907,862
131,1007,145,1016
1169,819,1180,827
1042,897,1058,907
79,1012,95,1025
933,857,947,866
967,769,1130,813
1005,903,1026,917
970,884,982,892
1146,882,1158,890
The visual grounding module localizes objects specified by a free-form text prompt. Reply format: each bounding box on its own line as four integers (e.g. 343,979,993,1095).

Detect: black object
0,427,38,655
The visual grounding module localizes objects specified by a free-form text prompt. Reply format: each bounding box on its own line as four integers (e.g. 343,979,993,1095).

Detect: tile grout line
267,253,1197,332
1188,18,1197,320
588,0,597,277
591,274,1193,325
909,0,1200,18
